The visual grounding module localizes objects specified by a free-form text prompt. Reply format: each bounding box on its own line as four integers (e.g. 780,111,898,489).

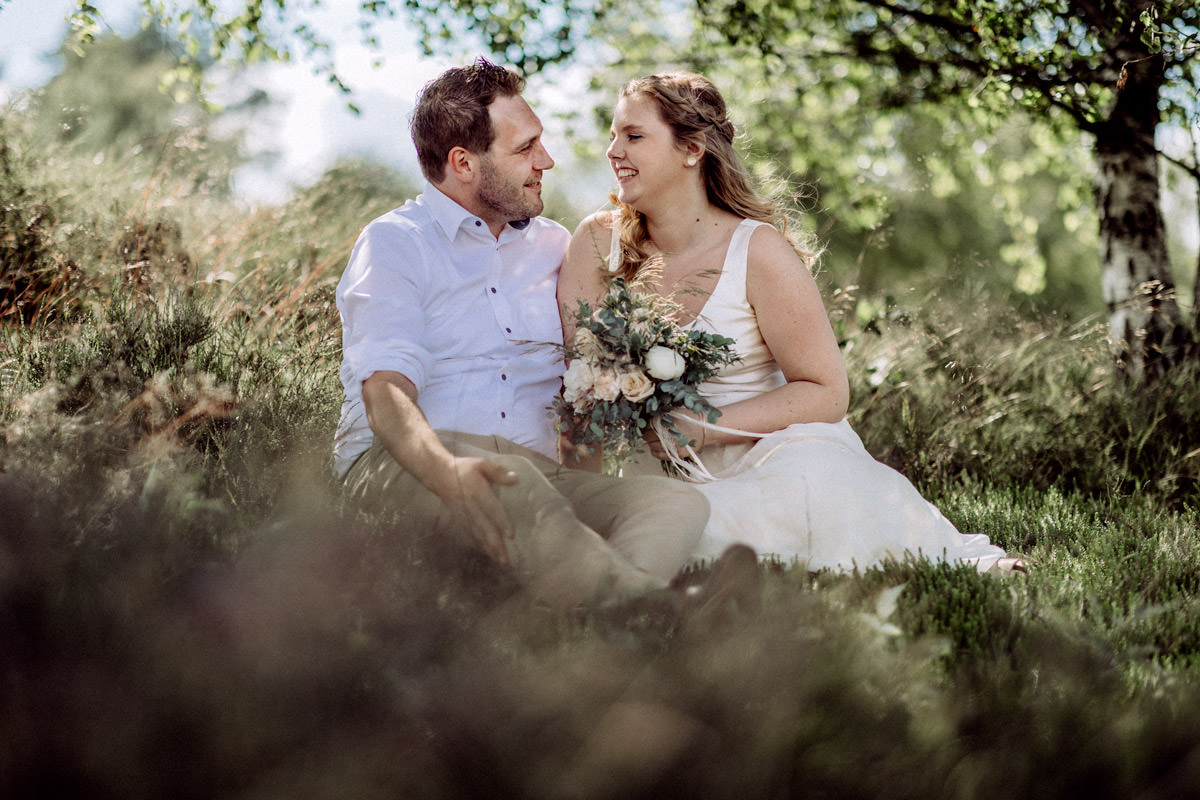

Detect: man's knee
643,477,709,520
490,454,570,517
490,453,544,485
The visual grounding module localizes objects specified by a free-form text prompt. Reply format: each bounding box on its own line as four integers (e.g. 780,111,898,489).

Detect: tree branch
853,0,979,39
831,35,1105,131
1160,150,1200,181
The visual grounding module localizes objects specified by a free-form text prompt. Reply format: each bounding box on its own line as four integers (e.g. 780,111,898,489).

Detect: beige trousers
342,432,708,607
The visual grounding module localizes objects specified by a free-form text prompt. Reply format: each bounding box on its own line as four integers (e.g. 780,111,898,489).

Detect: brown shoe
683,544,760,632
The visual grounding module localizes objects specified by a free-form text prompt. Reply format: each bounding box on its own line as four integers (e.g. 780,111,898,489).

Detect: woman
558,71,1021,574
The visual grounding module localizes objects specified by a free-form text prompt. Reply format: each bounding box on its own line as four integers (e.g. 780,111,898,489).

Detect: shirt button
490,287,497,294
505,327,512,333
474,220,481,227
500,411,507,419
501,374,507,381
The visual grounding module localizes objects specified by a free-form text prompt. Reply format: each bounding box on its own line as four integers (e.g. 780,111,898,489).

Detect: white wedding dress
622,219,1007,573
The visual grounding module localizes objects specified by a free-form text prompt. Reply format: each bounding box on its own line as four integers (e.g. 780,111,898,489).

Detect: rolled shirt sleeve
338,225,435,395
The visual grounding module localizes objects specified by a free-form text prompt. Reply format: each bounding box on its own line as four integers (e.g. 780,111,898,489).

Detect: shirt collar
421,182,533,241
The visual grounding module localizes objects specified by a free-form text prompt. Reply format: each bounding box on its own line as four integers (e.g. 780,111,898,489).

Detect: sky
0,0,604,205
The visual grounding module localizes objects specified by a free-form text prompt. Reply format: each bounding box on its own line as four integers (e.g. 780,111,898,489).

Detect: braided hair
608,72,815,281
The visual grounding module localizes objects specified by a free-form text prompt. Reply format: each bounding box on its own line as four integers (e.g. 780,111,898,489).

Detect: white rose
592,367,622,402
563,360,595,404
619,367,655,403
644,346,687,381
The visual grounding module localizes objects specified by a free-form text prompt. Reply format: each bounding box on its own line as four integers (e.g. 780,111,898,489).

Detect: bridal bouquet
554,277,739,462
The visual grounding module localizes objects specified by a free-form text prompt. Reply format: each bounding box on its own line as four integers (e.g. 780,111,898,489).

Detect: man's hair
410,57,526,183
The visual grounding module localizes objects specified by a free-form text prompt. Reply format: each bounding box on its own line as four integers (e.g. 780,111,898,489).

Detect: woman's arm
557,211,614,339
556,212,615,471
669,225,849,450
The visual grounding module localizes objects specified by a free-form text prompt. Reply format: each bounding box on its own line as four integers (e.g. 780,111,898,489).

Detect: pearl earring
686,157,698,167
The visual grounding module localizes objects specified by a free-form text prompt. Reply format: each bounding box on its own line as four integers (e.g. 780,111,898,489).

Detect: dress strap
606,222,621,273
725,219,769,289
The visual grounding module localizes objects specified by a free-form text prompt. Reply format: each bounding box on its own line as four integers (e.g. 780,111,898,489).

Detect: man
334,58,709,608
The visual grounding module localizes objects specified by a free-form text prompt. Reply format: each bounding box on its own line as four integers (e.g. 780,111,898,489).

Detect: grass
4,114,1200,798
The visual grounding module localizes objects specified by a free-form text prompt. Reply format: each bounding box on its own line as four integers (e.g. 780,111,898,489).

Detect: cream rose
573,328,607,361
619,367,655,403
592,367,622,402
563,360,596,406
644,346,687,381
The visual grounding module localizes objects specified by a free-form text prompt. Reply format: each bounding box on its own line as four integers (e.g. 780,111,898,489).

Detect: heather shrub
0,115,81,322
5,43,1200,795
842,292,1200,505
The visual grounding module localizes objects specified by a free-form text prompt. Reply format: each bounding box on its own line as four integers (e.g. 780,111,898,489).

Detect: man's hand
427,457,520,566
361,371,521,566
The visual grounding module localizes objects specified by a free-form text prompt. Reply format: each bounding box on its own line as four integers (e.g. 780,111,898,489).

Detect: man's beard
477,157,542,224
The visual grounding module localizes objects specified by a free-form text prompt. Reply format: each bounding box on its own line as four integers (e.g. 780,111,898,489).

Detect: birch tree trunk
1194,180,1200,342
1094,27,1189,382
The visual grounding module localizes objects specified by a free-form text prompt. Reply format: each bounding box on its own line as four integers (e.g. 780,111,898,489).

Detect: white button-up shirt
333,184,569,478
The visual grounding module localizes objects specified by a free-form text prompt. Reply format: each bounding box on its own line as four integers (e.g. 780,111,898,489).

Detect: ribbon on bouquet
650,414,768,483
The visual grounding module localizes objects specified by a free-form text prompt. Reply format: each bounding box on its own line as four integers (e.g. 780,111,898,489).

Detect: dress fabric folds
624,219,1006,572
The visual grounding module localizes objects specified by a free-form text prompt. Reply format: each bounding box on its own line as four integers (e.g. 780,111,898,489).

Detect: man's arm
362,370,518,565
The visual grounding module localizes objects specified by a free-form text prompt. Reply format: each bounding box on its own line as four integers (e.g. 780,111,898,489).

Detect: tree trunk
1194,179,1200,345
1094,49,1188,382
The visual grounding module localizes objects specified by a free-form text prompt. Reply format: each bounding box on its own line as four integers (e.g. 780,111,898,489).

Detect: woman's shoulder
561,210,616,297
744,220,815,272
565,210,618,271
742,220,822,307
572,209,617,238
741,217,784,243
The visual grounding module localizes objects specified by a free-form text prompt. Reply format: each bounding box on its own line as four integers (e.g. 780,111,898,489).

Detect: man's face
474,94,555,229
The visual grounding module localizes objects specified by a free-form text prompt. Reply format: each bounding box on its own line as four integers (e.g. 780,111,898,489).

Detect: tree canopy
51,0,1200,379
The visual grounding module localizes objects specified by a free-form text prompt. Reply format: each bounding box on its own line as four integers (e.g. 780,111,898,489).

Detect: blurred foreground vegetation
4,28,1200,800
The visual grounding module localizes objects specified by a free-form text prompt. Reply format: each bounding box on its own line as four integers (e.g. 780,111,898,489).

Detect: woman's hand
645,411,705,461
644,424,668,461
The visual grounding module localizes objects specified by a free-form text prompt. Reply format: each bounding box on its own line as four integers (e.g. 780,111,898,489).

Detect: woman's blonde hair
608,71,817,280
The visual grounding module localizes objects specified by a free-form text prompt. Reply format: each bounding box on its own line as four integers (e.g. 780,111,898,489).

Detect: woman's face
606,92,690,209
